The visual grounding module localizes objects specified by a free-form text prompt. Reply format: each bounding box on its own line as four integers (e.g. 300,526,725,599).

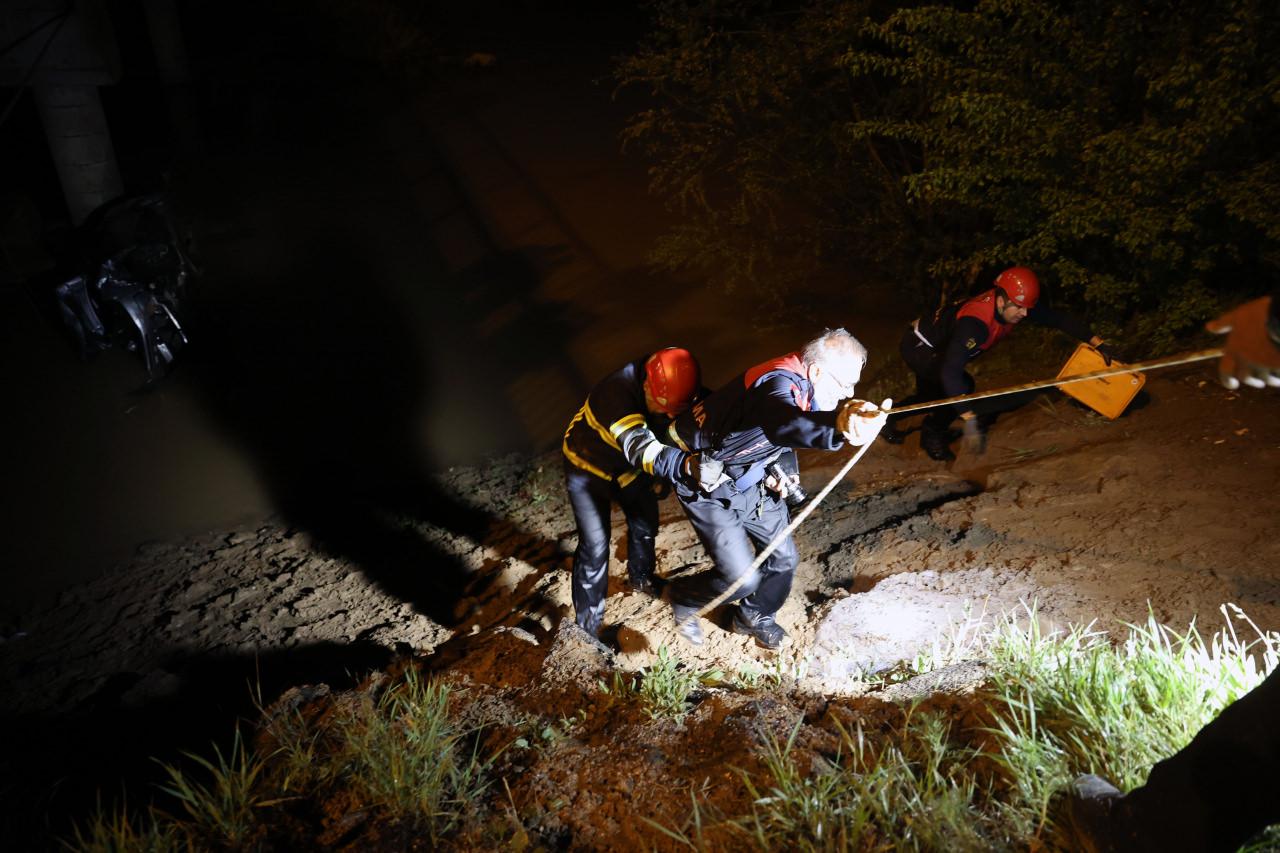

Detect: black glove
961,415,986,456
1095,341,1121,366
686,453,729,493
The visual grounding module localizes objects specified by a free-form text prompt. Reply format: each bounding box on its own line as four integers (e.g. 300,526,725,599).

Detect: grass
65,609,1280,851
519,463,557,506
984,603,1277,792
599,645,724,723
330,669,491,842
153,726,278,848
1004,444,1061,462
638,646,724,721
69,668,491,851
655,602,1279,850
1034,395,1113,428
65,799,181,853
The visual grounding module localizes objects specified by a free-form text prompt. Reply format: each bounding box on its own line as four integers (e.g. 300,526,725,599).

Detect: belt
911,318,934,348
724,451,783,492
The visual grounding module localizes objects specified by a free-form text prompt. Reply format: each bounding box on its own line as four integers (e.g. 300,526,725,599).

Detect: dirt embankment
2,368,1278,847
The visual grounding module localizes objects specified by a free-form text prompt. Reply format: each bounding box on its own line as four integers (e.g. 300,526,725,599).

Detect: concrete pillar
33,84,123,225
143,0,204,160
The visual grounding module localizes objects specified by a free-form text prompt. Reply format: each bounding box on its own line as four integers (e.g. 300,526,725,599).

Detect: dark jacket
562,357,687,488
672,353,844,485
916,288,1094,399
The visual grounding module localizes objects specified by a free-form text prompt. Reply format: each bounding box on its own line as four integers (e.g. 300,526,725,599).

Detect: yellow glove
837,398,892,446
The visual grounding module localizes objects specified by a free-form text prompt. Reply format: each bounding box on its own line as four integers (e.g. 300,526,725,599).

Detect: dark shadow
0,641,395,850
182,231,499,624
169,10,590,629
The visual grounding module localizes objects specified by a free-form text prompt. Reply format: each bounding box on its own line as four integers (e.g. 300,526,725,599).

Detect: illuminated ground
3,363,1277,846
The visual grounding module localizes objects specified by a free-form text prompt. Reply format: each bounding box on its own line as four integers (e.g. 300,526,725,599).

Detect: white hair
801,327,867,370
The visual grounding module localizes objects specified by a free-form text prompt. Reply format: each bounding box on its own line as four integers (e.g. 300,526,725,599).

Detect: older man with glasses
664,328,887,649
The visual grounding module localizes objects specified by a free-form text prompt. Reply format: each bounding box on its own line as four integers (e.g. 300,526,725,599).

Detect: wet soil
3,364,1277,848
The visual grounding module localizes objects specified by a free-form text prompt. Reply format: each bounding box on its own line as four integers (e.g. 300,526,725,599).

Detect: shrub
619,0,1280,349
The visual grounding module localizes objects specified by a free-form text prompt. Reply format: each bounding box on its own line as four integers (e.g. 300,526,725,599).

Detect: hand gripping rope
693,348,1222,619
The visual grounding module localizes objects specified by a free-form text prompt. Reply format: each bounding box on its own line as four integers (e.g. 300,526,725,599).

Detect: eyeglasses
825,365,861,397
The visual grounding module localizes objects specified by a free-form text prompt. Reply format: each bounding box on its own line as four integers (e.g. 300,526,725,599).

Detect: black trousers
1113,666,1280,852
668,479,797,621
888,326,975,437
564,461,658,634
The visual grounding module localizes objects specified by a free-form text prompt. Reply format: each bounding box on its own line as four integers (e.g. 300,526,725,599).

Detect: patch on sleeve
965,338,977,350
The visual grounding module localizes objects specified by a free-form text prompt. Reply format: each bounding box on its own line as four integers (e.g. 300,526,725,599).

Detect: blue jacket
672,353,844,480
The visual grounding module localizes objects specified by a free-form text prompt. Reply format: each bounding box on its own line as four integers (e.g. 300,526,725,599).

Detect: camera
767,462,808,508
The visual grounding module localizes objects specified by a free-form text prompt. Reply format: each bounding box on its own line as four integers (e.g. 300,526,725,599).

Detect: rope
694,424,883,617
691,346,1224,621
890,348,1223,415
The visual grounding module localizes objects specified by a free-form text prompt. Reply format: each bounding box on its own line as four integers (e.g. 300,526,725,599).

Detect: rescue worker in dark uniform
1066,293,1280,852
883,266,1118,461
562,347,701,636
665,328,888,649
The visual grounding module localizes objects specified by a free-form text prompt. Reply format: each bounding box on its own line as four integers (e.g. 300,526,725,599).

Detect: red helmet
645,347,700,415
994,266,1040,309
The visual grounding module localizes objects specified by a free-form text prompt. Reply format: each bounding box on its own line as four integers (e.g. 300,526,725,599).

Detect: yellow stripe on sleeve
667,421,690,451
640,440,663,475
583,403,621,450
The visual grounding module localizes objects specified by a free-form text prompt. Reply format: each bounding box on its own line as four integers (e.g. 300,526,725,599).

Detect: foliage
618,0,921,305
599,645,723,722
66,799,181,853
312,0,438,83
655,603,1279,849
331,669,491,840
734,660,790,690
619,0,1280,348
511,709,587,751
153,727,273,849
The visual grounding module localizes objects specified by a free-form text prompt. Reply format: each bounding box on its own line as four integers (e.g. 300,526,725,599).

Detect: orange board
1055,344,1145,419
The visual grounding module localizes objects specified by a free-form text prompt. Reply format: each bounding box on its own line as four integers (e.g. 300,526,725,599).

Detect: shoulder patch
965,338,977,349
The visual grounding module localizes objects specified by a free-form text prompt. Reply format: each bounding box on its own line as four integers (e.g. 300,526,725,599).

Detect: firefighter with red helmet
883,266,1118,460
562,347,702,636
